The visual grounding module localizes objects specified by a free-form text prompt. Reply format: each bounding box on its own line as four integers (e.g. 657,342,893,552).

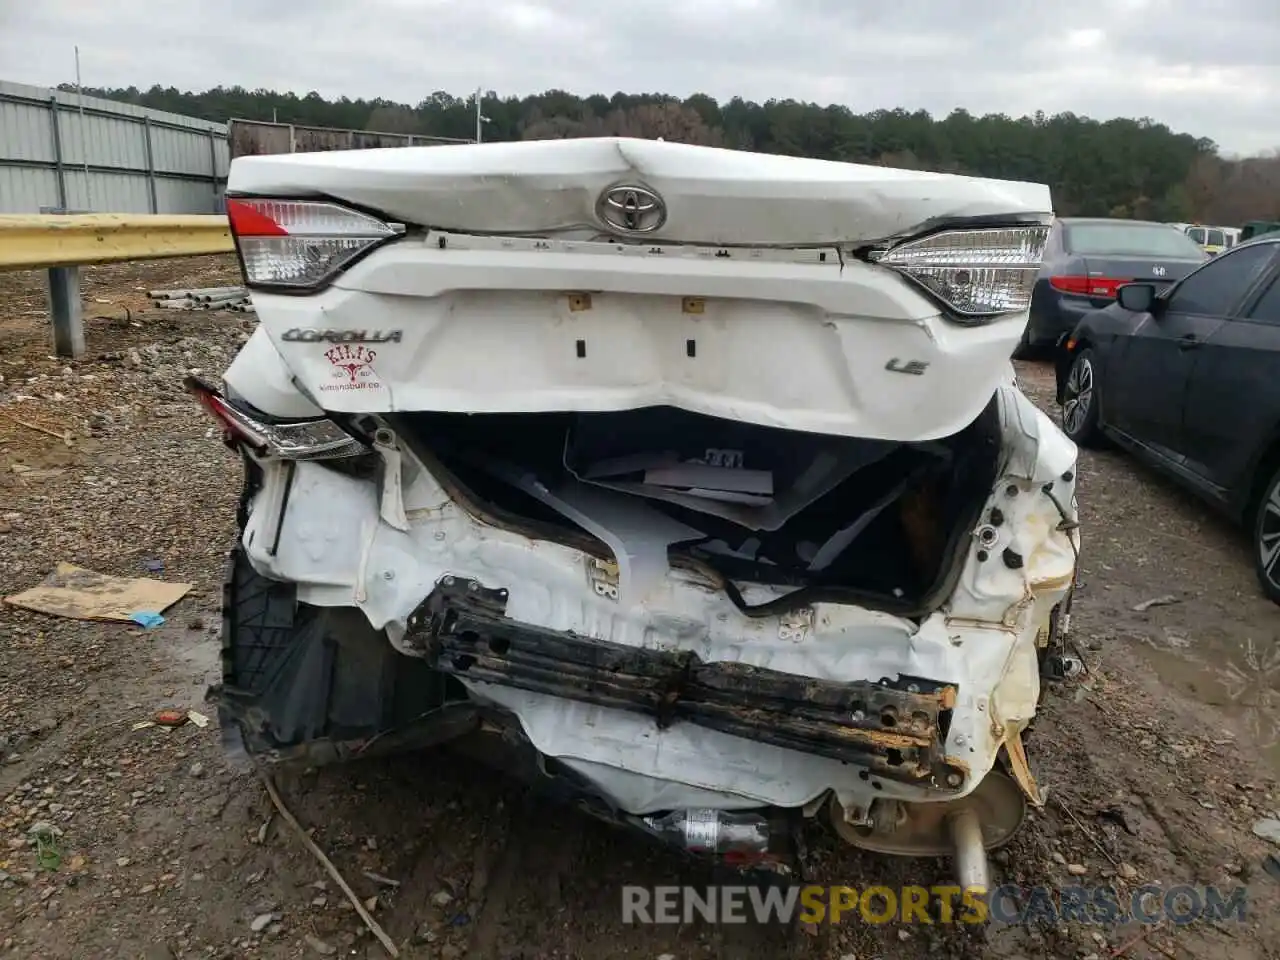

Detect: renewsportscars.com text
621,884,1249,926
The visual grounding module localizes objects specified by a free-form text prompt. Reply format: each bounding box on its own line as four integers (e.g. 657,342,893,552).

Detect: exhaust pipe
947,807,990,894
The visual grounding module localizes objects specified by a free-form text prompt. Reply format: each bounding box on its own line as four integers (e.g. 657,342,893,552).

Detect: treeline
65,83,1278,225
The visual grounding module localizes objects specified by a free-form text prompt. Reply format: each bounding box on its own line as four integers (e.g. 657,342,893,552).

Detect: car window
1168,243,1275,316
1207,229,1225,246
1064,222,1207,258
1187,227,1206,244
1247,273,1280,324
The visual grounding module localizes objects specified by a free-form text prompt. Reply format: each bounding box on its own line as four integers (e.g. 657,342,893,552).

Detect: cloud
0,0,1275,155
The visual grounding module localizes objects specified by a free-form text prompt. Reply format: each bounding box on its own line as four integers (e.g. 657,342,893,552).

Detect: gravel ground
0,256,1277,960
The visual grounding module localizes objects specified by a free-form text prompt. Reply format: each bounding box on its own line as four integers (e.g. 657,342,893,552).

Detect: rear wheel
1012,326,1032,360
1061,349,1101,447
1251,465,1280,605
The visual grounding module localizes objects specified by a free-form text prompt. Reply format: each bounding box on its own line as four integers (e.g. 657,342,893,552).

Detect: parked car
1021,218,1208,354
188,138,1080,888
1054,235,1280,602
1183,223,1236,256
1242,220,1280,243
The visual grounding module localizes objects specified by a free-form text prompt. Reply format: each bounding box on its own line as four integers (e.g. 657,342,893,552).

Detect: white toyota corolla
188,137,1079,889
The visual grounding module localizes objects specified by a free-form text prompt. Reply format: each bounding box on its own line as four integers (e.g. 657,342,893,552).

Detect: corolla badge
597,185,667,234
1152,265,1167,277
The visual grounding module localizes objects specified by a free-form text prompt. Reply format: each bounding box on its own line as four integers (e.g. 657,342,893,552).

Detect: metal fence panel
153,176,223,215
229,117,471,158
0,166,58,213
62,169,150,212
0,78,228,213
0,96,55,163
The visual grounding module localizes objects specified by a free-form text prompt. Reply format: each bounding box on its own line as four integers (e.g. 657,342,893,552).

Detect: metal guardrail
0,213,237,357
0,213,233,271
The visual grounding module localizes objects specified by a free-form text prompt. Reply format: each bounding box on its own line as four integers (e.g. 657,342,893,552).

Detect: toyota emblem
597,185,667,235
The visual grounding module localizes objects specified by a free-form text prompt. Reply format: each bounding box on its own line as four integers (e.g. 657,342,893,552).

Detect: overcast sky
1,0,1275,157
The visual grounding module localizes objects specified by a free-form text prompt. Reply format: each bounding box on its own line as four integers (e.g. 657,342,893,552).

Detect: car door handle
1177,334,1202,351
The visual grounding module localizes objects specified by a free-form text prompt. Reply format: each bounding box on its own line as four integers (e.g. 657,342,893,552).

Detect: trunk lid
226,137,1052,245
1082,254,1205,290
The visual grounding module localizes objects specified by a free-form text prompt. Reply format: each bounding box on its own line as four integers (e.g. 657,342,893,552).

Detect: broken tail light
184,376,367,461
877,226,1050,322
225,198,400,292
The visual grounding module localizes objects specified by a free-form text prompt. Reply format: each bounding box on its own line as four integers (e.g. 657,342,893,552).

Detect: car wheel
1252,465,1280,605
1061,349,1101,446
1012,325,1034,360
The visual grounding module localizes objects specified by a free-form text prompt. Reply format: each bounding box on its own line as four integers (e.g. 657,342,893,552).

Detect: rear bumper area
225,384,1078,815
1027,295,1094,348
409,576,962,790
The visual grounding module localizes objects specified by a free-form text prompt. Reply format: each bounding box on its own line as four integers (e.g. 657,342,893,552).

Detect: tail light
1049,275,1124,299
876,226,1049,322
225,198,399,292
184,376,367,461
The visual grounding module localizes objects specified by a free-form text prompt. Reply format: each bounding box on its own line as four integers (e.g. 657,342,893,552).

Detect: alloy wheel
1062,357,1094,436
1257,476,1280,591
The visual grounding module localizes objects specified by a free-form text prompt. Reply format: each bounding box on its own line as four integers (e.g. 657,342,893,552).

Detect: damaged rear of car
191,137,1079,886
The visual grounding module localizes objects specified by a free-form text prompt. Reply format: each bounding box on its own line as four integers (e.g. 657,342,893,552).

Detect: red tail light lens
184,377,367,461
224,198,397,292
186,376,269,451
1049,275,1125,299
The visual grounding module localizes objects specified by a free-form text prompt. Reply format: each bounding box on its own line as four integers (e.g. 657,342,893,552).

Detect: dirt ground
0,256,1277,960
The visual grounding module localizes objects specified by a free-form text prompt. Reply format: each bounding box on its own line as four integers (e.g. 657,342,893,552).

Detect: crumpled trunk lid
226,136,1052,245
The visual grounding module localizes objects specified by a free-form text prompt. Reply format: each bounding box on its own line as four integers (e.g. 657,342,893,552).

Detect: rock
1118,862,1138,880
305,934,337,956
432,890,454,907
412,925,438,945
440,946,463,960
1066,863,1088,876
1252,818,1280,845
1051,851,1067,864
249,912,275,933
188,762,205,779
26,822,61,838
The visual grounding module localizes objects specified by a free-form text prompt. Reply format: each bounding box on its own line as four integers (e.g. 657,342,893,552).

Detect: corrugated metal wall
229,118,470,159
0,79,228,214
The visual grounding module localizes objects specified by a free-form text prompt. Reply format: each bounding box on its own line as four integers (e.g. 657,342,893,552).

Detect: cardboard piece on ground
4,562,192,622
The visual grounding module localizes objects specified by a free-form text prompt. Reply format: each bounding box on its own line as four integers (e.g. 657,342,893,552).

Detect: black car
1053,235,1280,602
1022,218,1208,353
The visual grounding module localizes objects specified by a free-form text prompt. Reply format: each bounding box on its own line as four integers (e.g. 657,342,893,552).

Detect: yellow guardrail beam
0,213,234,272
